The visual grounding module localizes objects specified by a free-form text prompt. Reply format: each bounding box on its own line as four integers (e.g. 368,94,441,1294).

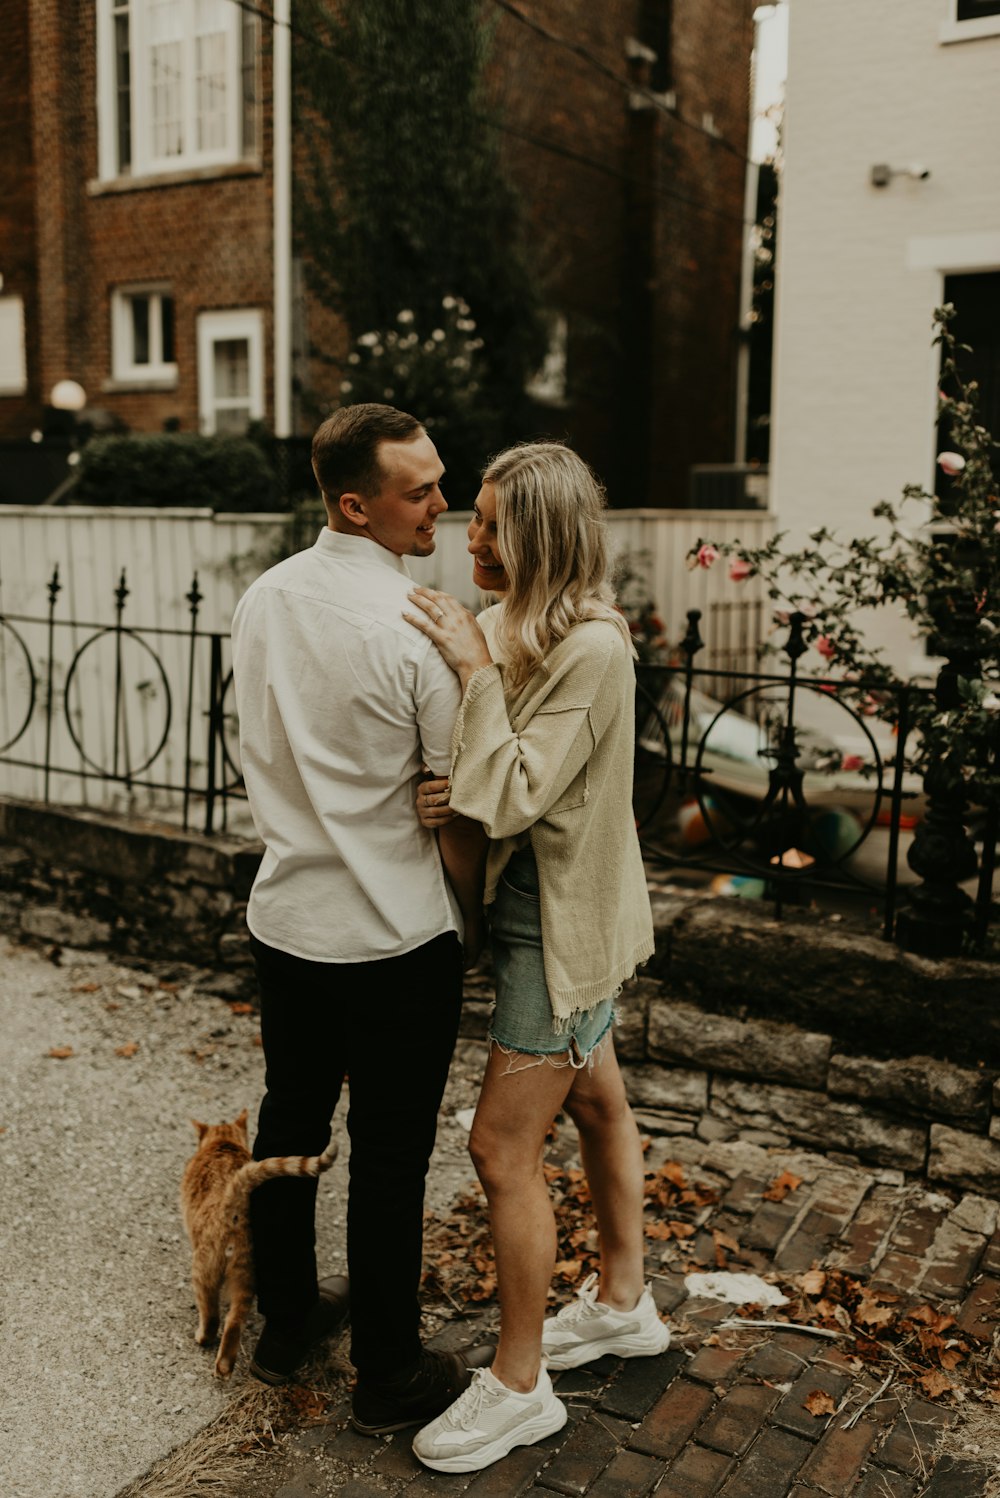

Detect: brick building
2,0,755,505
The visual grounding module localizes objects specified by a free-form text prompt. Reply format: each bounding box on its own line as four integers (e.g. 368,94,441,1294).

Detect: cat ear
235,1108,248,1131
191,1119,209,1139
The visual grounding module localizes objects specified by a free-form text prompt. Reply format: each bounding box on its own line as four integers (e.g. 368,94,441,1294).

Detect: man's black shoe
250,1274,351,1386
352,1346,493,1435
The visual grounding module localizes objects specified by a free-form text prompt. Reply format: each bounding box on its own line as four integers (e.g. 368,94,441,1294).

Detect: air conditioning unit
687,465,769,510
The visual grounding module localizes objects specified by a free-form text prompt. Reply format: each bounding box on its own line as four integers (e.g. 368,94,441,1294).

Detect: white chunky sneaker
412,1365,567,1473
541,1273,671,1369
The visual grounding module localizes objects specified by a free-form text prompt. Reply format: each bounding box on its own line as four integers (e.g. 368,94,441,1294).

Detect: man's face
350,433,447,558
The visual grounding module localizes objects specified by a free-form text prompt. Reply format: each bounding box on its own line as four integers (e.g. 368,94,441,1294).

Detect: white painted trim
96,0,116,180
906,231,1000,272
110,285,178,383
940,8,1000,43
196,308,265,434
0,296,28,395
99,0,243,183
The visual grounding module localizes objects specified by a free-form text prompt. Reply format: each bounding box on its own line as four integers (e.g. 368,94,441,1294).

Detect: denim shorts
488,846,615,1065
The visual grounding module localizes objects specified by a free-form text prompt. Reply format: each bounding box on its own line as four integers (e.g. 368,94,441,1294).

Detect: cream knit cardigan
448,606,655,1023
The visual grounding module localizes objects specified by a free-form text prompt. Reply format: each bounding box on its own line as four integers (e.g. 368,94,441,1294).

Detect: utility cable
488,0,755,168
224,0,757,230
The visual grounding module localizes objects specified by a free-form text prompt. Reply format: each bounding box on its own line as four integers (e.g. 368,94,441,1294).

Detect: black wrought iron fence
1,575,996,953
0,567,245,834
634,610,997,953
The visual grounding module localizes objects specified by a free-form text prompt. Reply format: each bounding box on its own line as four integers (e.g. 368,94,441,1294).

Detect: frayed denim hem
487,1006,617,1075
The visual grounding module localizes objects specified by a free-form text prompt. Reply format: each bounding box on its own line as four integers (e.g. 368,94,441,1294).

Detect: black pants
248,930,463,1381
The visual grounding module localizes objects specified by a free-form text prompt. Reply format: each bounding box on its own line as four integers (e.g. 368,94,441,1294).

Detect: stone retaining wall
2,798,998,1196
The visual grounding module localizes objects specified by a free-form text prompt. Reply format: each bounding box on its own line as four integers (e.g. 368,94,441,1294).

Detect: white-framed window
111,285,177,382
0,297,28,395
941,0,1000,42
197,309,264,434
97,0,259,180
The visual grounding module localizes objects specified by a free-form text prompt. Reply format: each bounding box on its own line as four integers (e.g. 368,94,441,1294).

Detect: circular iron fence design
0,619,37,755
63,627,173,780
692,681,884,879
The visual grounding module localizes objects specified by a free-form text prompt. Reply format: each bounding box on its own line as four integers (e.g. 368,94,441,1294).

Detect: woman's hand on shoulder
403,587,494,689
416,773,455,828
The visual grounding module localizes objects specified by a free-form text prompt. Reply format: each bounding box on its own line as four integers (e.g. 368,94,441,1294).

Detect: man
232,403,484,1432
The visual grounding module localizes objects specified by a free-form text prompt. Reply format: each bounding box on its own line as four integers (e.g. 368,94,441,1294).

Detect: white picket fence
0,504,775,817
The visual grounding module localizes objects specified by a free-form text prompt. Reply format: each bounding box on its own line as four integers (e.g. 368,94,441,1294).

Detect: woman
402,443,665,1475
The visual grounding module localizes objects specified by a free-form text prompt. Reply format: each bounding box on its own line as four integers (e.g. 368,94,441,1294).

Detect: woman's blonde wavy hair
482,442,635,691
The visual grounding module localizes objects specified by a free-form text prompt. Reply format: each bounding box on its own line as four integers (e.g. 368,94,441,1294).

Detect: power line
225,0,755,231
494,117,754,230
488,0,755,169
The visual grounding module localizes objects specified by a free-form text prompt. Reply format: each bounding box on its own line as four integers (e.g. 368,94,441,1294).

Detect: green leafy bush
73,434,279,512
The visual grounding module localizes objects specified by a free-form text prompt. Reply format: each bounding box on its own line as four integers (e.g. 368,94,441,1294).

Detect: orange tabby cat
180,1108,338,1377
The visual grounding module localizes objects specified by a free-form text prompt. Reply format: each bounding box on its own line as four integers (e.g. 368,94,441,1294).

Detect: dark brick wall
0,0,41,436
492,0,755,504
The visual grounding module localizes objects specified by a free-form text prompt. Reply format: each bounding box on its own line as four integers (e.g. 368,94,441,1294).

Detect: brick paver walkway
241,1136,1000,1498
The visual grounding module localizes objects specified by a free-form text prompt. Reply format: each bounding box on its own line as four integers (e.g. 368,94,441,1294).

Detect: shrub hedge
73,434,279,512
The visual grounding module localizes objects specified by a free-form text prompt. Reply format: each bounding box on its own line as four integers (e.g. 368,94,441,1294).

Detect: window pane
957,0,1000,18
213,338,250,399
214,405,251,434
114,6,131,173
131,296,151,365
150,0,184,158
160,295,176,364
196,33,228,151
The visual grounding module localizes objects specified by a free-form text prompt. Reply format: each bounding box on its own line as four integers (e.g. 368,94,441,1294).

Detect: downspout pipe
273,0,292,438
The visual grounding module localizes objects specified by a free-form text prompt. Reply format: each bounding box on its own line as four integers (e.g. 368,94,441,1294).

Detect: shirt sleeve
447,632,626,840
413,638,464,775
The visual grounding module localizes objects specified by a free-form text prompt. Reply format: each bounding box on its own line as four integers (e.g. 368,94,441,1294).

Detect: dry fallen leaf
47,1046,74,1059
762,1169,803,1203
227,1001,254,1015
801,1269,826,1297
115,1041,140,1059
803,1390,837,1417
72,982,100,993
712,1228,741,1254
918,1369,953,1400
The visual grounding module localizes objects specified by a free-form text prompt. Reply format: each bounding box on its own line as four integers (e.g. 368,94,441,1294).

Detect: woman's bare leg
563,1037,646,1310
468,1045,578,1392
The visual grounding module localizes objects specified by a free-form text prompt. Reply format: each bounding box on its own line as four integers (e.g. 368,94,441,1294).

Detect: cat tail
221,1142,339,1221
237,1140,339,1193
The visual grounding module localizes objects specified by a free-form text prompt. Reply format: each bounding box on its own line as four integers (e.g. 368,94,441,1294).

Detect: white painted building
771,0,1000,676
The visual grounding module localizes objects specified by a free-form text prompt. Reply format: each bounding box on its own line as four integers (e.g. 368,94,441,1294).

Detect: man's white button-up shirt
232,529,462,963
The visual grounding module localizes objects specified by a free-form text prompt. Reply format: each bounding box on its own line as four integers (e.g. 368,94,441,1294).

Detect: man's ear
339,491,369,527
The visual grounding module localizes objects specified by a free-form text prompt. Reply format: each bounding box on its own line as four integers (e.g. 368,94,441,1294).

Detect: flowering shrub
614,552,670,664
688,308,1000,807
334,297,501,503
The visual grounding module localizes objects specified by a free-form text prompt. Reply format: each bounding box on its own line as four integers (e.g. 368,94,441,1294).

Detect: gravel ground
0,935,485,1498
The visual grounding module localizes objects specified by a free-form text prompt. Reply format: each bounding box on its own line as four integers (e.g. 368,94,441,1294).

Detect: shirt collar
314,527,412,578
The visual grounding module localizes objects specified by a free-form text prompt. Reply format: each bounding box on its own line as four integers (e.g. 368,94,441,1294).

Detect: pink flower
696,544,720,570
937,451,966,476
840,753,864,772
728,557,753,582
815,635,836,660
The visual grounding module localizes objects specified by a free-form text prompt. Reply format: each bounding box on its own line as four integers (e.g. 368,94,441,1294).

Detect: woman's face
467,483,510,593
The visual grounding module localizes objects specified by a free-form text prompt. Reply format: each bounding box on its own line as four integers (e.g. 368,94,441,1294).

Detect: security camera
908,164,931,181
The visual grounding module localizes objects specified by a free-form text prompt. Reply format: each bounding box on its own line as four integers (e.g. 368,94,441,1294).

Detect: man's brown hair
312,404,424,504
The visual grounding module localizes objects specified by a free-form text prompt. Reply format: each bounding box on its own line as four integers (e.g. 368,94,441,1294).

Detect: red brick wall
0,0,41,436
23,0,275,438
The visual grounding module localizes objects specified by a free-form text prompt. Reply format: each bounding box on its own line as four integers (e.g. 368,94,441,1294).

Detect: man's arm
437,812,489,971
